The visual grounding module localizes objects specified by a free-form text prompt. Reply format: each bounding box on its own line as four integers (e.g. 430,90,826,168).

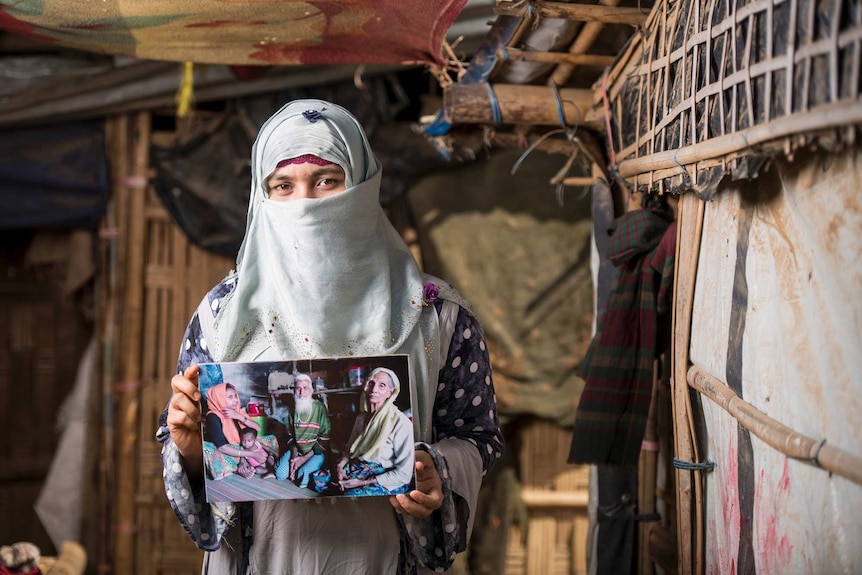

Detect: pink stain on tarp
755,458,794,572
0,9,56,43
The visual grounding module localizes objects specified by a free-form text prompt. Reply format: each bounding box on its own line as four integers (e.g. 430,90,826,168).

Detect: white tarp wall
689,147,862,574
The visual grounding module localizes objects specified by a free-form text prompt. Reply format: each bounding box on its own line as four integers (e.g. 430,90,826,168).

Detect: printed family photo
197,354,415,503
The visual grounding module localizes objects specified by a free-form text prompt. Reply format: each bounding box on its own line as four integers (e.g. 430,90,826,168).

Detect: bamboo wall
506,420,590,575
107,112,234,575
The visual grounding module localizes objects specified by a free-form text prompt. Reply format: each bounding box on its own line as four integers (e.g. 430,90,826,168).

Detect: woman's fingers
387,451,443,518
390,492,437,519
168,366,202,432
168,391,200,429
171,369,201,402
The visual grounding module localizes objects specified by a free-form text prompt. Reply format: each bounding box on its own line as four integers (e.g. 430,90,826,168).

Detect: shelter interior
0,0,860,573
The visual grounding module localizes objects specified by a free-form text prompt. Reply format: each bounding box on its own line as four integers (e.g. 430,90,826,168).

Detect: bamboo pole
100,114,127,575
549,0,624,86
497,1,648,25
617,100,862,178
670,193,705,575
113,111,151,575
521,488,590,507
648,523,678,575
560,176,598,187
501,47,617,67
443,83,603,128
687,366,862,486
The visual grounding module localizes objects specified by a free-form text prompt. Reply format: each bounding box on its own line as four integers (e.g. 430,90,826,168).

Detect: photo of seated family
197,354,415,503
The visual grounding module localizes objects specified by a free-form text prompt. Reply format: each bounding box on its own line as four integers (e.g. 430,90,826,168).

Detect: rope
176,61,195,118
672,149,693,186
510,128,568,175
672,458,715,471
809,438,827,468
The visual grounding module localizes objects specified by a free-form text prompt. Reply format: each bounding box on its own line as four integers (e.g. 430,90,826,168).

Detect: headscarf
211,99,441,441
349,367,402,463
205,383,248,446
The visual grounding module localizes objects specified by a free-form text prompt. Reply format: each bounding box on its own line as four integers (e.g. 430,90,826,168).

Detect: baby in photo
236,427,276,479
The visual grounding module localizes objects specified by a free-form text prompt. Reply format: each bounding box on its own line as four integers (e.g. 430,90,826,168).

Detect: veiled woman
158,99,504,574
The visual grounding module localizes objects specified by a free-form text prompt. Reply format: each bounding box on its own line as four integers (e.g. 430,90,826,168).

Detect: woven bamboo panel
107,112,234,575
604,0,862,194
510,420,589,575
133,188,233,575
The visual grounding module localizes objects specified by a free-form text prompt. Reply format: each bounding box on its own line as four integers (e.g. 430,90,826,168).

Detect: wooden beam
497,1,648,25
501,47,616,67
444,83,603,129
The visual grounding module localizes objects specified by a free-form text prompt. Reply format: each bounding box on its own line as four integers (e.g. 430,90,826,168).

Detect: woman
336,367,413,496
158,99,504,574
202,383,264,479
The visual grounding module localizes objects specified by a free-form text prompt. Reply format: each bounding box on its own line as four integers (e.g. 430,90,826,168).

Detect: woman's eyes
273,179,339,191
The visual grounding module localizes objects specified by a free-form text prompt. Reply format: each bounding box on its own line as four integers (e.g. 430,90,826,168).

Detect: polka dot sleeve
155,279,237,551
401,304,505,572
433,307,504,472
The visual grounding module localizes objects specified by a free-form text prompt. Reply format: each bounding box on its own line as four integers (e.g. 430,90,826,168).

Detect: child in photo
236,427,276,479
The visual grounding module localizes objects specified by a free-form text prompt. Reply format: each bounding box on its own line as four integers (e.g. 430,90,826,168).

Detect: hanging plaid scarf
568,209,675,466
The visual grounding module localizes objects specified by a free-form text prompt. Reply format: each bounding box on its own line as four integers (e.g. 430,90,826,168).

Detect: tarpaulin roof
0,0,466,65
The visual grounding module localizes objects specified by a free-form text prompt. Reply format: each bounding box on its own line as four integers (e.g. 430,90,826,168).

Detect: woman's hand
167,365,204,481
390,451,443,519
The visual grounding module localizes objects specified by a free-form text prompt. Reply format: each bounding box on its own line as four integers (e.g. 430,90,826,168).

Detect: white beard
294,395,314,417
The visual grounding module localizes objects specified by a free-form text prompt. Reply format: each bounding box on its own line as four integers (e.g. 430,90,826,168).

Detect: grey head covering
211,99,441,441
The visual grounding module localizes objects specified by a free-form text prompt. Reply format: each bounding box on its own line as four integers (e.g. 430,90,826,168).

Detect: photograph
197,354,415,503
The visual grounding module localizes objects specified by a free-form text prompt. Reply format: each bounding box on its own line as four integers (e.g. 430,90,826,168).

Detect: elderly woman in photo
336,367,413,496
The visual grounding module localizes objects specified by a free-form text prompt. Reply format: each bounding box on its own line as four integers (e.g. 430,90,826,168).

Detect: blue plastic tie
485,83,503,125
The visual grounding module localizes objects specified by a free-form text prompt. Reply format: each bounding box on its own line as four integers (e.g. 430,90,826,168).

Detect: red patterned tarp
0,0,466,65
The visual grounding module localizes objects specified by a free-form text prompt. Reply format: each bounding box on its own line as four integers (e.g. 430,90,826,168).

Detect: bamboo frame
617,101,862,178
496,1,648,25
670,193,706,574
501,48,616,67
549,0,624,86
688,366,862,486
603,0,862,189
